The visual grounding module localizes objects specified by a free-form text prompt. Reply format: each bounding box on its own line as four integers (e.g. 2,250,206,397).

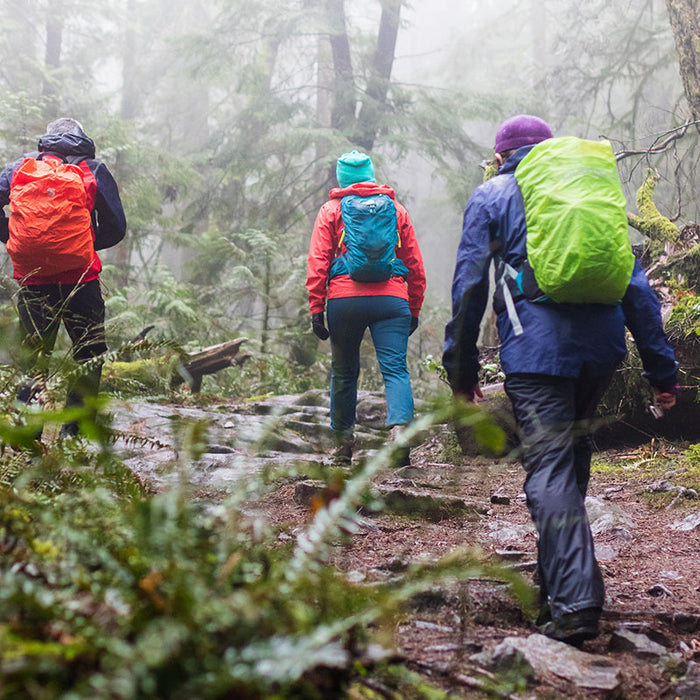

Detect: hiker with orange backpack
306,151,426,466
443,115,678,645
0,118,126,440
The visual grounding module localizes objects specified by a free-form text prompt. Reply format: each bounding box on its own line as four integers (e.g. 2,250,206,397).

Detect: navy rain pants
505,371,612,619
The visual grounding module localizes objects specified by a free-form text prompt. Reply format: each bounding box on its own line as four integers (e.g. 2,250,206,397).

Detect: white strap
498,263,524,337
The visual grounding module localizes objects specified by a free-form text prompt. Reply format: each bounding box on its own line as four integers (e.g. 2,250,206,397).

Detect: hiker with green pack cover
443,114,678,647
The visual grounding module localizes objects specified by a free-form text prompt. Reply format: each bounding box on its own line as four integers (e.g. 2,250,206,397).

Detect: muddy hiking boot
540,607,601,648
389,425,411,468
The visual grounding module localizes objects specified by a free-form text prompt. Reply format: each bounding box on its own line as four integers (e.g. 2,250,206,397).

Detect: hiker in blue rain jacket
0,117,126,440
443,114,678,646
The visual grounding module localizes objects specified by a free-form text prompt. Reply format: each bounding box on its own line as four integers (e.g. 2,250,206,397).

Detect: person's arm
621,259,679,401
90,161,126,250
442,189,495,397
0,162,20,244
305,201,338,315
396,204,426,319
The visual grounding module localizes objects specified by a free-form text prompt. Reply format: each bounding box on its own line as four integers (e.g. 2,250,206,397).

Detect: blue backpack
329,194,408,282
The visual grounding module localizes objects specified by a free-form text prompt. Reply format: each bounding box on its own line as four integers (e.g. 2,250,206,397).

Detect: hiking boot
540,608,600,648
331,432,354,466
389,425,411,467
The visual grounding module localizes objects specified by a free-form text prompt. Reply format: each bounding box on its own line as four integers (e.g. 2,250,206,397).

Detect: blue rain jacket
443,146,678,393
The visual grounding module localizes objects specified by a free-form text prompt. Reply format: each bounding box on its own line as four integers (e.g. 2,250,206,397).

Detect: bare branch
611,119,700,161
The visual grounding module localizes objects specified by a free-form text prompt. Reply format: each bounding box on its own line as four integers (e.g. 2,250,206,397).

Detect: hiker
306,150,426,465
0,117,127,439
442,115,678,645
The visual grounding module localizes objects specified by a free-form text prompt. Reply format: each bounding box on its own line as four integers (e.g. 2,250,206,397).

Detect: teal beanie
336,150,376,187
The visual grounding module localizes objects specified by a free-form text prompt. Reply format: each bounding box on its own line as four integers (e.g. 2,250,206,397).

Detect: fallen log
172,338,251,392
102,337,251,394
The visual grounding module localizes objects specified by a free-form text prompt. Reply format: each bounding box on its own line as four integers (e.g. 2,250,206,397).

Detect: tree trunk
326,0,355,133
355,0,402,151
665,0,700,124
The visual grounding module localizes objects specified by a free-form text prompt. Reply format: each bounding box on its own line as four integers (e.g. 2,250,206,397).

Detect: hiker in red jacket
306,151,426,464
0,117,127,440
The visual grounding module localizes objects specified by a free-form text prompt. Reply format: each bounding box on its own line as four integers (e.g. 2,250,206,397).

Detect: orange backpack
7,156,95,279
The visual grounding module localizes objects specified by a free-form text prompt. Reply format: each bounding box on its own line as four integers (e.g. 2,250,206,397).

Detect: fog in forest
0,0,697,364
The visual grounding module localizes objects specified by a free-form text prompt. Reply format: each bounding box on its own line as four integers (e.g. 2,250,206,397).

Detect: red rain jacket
306,182,426,317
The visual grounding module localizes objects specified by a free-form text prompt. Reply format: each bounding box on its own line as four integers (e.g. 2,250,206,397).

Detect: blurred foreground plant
0,393,531,699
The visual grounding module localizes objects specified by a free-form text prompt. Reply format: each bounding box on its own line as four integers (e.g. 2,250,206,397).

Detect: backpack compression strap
497,262,524,337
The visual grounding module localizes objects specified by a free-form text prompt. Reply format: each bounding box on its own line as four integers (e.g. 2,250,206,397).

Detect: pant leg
60,280,107,421
505,373,604,619
327,297,365,433
15,285,62,403
572,370,614,496
367,297,414,427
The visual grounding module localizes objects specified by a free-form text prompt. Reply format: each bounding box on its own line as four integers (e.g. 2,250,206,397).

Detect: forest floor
112,390,700,698
253,422,700,699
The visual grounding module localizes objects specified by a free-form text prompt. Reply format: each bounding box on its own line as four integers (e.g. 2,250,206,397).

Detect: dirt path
257,425,700,698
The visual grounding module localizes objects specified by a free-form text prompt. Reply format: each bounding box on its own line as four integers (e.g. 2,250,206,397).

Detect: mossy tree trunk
665,0,700,124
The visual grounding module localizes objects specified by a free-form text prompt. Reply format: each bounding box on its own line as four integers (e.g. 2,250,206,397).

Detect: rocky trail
110,389,700,699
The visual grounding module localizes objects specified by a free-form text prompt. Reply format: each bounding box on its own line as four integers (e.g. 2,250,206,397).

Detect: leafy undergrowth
0,400,531,699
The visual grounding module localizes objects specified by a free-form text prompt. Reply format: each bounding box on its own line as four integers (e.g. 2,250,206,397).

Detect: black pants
15,279,107,425
504,371,612,619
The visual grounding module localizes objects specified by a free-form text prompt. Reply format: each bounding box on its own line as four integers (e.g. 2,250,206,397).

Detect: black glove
312,312,330,340
409,316,419,336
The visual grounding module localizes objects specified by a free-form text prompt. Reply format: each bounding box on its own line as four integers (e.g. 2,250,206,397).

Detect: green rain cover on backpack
514,136,635,304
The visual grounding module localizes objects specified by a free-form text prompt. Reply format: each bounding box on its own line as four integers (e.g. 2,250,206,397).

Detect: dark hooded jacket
442,145,677,393
0,130,126,285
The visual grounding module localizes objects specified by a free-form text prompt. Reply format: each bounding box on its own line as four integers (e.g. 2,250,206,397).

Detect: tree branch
612,119,700,161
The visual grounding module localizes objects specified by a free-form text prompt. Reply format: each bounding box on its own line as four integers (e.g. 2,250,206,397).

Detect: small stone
490,487,511,505
647,583,674,598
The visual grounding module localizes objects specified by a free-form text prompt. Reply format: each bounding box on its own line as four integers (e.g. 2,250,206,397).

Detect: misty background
0,0,696,397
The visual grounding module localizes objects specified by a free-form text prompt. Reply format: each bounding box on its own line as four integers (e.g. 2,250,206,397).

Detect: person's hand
409,316,419,335
311,312,330,340
454,384,483,403
652,388,676,411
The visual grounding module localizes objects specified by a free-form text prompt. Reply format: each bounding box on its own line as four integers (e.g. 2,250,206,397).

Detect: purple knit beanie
494,114,553,153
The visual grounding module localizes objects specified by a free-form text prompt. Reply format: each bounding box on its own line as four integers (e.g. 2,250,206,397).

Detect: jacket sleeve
442,188,495,393
621,259,678,392
90,161,127,251
0,161,20,244
396,203,426,317
305,201,338,314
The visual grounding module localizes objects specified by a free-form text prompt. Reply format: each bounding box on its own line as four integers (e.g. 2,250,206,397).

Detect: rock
614,620,670,647
293,480,325,506
481,519,535,546
293,389,329,408
648,479,676,493
647,583,674,598
585,496,635,536
609,628,669,660
205,443,237,454
490,487,511,505
374,485,488,522
658,612,700,633
472,634,622,695
670,513,700,531
674,660,700,699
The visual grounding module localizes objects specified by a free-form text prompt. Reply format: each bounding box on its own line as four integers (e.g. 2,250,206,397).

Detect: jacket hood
38,132,96,160
498,144,536,175
329,182,395,199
